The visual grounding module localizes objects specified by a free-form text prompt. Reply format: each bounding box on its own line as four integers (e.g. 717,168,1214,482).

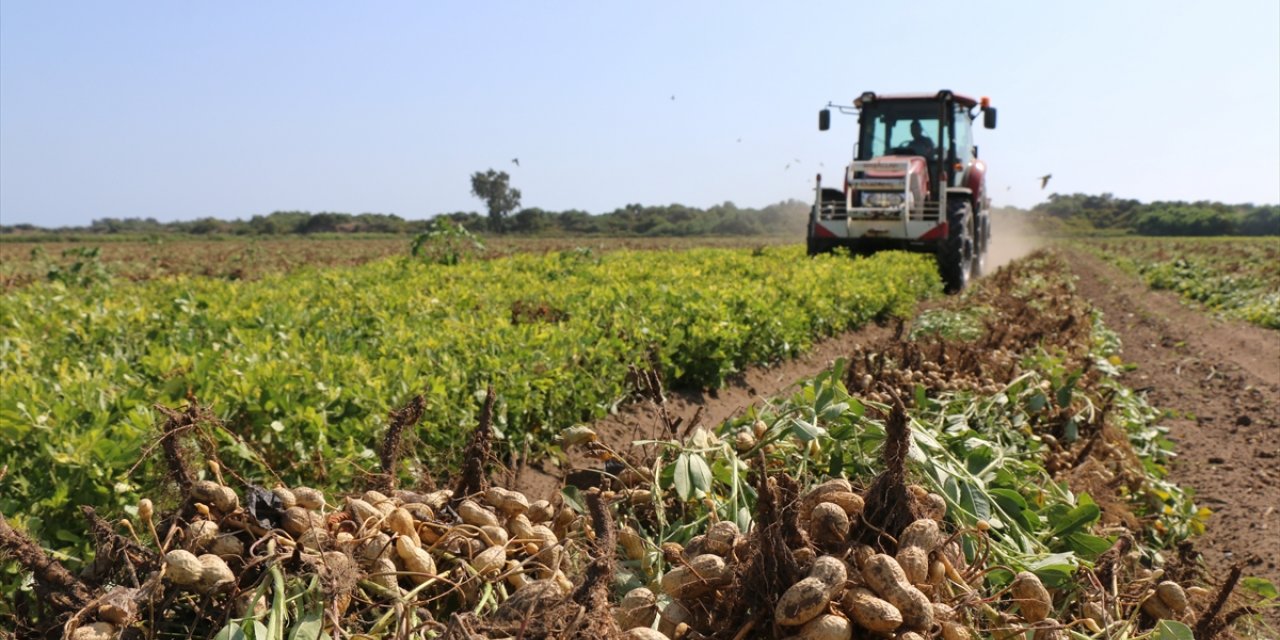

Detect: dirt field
1065,250,1280,594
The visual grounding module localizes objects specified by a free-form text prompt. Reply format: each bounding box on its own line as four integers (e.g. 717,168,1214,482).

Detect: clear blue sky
2,1,1277,226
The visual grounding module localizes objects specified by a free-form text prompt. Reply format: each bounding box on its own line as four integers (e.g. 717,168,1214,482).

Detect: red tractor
809,90,997,292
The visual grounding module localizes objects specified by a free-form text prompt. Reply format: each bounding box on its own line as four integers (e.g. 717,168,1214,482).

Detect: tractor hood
852,155,930,199
863,155,927,179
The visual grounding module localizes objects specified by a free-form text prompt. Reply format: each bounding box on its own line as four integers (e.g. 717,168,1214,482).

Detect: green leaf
673,453,692,501
965,446,995,476
1241,576,1279,600
1026,553,1079,588
827,441,844,477
288,606,325,640
1055,372,1080,408
1155,620,1194,640
989,488,1041,531
560,486,586,514
1065,532,1113,559
213,623,250,640
958,480,991,523
988,488,1028,510
1047,498,1100,540
687,453,712,498
847,397,865,417
1027,392,1047,412
213,621,271,640
788,417,825,442
1062,417,1079,443
710,457,737,487
817,401,849,422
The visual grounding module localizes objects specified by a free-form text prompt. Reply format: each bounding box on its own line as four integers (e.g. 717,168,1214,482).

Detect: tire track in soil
1065,248,1280,605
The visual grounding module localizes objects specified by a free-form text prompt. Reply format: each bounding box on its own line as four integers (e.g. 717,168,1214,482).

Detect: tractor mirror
819,109,831,131
983,107,997,129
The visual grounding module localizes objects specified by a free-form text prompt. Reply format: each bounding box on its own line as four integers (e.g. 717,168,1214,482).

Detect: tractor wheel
971,214,989,278
808,190,845,257
939,200,975,293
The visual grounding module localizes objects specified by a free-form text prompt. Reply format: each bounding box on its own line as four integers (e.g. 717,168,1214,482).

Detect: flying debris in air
1039,174,1052,190
737,138,742,143
511,158,520,167
671,95,676,101
785,164,791,170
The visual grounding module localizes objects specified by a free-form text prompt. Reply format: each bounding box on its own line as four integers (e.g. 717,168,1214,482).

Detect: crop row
1080,237,1280,329
0,247,940,555
0,235,795,290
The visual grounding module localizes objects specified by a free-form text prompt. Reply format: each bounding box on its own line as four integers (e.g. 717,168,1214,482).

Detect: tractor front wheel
939,200,975,293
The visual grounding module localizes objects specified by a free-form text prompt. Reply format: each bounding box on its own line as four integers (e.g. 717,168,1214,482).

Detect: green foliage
909,306,989,341
0,247,940,556
409,219,485,265
470,169,523,233
1032,193,1278,236
1135,206,1237,235
1,200,813,239
640,318,1199,598
1081,237,1280,329
620,255,1205,640
30,245,112,287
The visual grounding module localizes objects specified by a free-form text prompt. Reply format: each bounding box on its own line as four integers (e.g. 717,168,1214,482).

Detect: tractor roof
858,91,980,108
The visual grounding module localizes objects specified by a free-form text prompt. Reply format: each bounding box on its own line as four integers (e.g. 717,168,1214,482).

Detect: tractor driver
906,120,935,157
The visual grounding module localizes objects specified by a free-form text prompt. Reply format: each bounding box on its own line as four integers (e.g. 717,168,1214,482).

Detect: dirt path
1065,249,1280,592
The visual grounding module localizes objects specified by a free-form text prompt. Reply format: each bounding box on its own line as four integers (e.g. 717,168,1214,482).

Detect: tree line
1030,193,1278,236
0,201,811,237
3,190,1276,238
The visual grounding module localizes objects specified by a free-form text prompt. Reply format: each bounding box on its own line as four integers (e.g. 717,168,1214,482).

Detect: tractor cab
819,90,996,215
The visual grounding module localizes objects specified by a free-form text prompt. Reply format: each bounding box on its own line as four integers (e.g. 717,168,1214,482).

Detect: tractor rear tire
971,215,989,279
939,200,975,293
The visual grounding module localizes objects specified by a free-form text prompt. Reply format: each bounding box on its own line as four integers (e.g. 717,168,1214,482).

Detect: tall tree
470,169,522,233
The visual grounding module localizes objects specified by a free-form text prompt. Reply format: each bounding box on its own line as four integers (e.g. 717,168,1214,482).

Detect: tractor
808,90,997,292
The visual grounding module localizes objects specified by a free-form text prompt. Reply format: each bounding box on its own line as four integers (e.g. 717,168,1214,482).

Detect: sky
1,2,1278,227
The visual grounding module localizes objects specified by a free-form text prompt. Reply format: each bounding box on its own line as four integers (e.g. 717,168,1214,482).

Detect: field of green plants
0,245,938,559
1079,237,1280,329
4,241,1276,640
0,235,794,290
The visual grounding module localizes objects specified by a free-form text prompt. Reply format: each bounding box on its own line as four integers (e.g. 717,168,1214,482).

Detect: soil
1063,249,1280,613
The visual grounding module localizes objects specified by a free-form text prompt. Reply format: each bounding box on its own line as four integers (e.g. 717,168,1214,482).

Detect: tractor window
953,105,973,164
858,102,943,160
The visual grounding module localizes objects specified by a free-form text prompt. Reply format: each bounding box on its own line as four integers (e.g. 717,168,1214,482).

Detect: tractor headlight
862,192,905,208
